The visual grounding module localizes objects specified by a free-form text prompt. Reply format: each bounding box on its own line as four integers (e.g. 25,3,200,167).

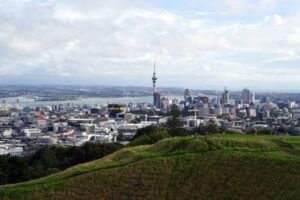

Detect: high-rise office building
184,89,191,100
242,88,255,104
250,92,255,103
153,92,161,108
242,88,251,104
161,97,170,113
221,87,230,104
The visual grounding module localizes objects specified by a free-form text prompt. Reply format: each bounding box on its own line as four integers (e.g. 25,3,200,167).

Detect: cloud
0,0,300,90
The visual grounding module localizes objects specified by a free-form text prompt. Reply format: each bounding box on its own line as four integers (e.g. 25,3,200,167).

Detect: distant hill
1,135,300,200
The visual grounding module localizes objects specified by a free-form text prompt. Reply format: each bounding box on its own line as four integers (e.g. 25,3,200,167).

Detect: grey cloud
0,0,300,90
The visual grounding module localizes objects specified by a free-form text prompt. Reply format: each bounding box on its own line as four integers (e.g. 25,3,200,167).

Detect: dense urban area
1,69,300,186
1,71,300,157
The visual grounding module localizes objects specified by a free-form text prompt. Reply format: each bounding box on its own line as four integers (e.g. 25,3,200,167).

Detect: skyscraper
250,91,255,103
221,87,230,104
242,88,250,104
153,92,161,109
242,88,255,104
184,89,191,100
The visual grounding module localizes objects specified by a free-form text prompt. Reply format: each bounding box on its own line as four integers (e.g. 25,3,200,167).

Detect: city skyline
1,0,300,90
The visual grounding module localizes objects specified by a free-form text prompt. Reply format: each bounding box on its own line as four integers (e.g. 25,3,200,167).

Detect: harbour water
0,96,184,107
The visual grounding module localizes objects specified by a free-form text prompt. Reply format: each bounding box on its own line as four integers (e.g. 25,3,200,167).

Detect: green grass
2,134,300,199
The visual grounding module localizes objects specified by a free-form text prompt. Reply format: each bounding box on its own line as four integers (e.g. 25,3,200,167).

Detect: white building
23,128,42,138
53,122,68,133
293,110,300,120
182,116,202,128
0,144,24,156
1,129,12,137
161,97,170,113
288,102,296,109
247,108,257,118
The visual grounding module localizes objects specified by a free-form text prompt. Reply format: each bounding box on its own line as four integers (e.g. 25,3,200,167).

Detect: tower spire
152,61,157,94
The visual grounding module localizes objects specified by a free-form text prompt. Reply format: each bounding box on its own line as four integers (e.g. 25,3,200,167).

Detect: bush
169,128,188,137
129,129,169,147
257,128,273,135
133,125,159,140
196,124,223,135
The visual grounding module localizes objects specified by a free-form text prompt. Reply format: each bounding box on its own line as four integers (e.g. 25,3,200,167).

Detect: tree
7,156,29,183
133,125,158,140
196,124,208,135
166,105,182,128
219,126,227,134
257,128,273,135
206,124,219,134
245,128,257,135
0,143,123,186
166,105,186,136
0,156,8,185
129,129,169,146
196,124,222,135
278,125,287,135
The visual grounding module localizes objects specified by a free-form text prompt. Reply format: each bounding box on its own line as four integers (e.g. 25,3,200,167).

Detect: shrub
129,129,169,146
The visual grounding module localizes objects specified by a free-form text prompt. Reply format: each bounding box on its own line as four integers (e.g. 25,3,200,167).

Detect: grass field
1,134,300,199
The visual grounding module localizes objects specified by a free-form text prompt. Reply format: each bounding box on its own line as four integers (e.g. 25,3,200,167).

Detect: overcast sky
1,0,300,91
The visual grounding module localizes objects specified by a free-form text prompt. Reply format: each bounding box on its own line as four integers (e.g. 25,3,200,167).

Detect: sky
1,0,300,91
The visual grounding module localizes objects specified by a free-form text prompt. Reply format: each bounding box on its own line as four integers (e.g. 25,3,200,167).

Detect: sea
0,96,184,107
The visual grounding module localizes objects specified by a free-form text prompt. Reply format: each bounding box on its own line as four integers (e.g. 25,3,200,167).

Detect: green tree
196,124,208,135
257,128,273,135
219,126,227,134
196,124,222,135
7,156,29,183
0,143,123,186
278,125,287,134
206,124,219,134
166,105,185,136
129,129,169,146
133,125,158,140
245,128,257,135
0,156,8,185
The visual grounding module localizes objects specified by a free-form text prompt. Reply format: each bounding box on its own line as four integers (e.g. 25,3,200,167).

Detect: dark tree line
0,142,123,185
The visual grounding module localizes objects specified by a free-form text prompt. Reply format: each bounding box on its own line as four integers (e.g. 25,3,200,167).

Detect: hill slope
2,135,300,199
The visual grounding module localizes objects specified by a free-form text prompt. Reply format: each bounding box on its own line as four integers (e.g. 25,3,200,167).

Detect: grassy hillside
2,134,300,199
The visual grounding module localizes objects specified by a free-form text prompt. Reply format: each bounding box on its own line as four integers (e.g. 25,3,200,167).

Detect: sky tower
152,61,157,93
152,61,161,108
